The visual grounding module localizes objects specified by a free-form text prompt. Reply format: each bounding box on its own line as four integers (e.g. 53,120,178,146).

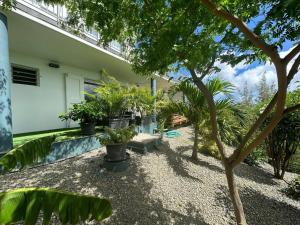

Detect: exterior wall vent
12,65,39,86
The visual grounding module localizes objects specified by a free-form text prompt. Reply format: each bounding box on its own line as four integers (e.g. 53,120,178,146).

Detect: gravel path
1,127,299,225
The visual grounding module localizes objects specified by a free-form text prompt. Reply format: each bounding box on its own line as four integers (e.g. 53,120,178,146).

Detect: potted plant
99,125,137,162
92,78,131,129
59,101,103,135
135,89,165,134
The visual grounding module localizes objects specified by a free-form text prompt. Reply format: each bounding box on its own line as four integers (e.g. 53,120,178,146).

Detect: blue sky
168,8,300,101
168,41,300,101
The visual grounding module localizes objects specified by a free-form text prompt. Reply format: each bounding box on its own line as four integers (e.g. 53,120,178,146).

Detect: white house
0,0,171,153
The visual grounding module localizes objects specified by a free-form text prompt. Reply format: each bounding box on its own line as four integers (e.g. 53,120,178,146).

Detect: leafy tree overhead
2,0,300,225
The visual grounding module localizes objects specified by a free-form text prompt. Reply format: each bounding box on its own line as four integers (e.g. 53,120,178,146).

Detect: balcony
14,0,125,57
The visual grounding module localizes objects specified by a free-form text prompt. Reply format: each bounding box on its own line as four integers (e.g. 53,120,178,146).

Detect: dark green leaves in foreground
0,188,112,225
0,135,56,172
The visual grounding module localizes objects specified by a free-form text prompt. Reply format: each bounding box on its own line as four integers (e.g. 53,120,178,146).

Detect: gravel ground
1,126,299,225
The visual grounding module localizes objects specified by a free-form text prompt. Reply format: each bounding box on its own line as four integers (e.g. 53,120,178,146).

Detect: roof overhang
5,9,171,90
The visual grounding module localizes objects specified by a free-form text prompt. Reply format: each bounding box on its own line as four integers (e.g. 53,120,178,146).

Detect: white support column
0,11,12,154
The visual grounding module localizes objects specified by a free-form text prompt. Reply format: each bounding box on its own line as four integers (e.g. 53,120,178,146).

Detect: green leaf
0,188,112,225
0,135,57,172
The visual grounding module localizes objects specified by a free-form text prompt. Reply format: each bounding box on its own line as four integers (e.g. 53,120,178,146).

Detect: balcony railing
16,0,124,56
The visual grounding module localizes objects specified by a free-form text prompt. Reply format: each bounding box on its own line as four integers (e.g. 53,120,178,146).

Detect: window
84,79,100,100
12,65,39,86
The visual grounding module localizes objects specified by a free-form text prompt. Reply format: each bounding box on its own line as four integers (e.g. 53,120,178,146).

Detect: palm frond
215,98,233,111
0,188,112,225
206,78,235,95
0,135,56,172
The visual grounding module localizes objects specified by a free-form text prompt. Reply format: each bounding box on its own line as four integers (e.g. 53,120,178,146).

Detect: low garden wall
41,135,102,164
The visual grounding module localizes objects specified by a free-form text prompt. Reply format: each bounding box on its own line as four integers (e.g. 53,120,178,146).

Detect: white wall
10,51,102,134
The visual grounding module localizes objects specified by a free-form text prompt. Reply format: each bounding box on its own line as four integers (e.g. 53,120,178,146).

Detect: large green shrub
285,176,300,200
244,147,266,166
263,111,300,179
288,153,300,174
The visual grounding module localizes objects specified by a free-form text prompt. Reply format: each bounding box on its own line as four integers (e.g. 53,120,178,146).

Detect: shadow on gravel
234,163,277,185
166,143,224,174
157,142,203,182
0,150,211,225
215,185,300,225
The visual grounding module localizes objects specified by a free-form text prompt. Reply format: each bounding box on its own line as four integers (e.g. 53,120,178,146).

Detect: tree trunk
225,165,248,225
280,153,291,179
189,68,248,224
192,125,199,160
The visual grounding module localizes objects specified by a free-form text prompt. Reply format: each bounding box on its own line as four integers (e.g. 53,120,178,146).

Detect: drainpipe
150,78,157,128
0,12,12,154
151,78,157,97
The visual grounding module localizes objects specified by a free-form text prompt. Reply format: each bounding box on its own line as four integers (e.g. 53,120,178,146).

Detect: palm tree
166,78,240,160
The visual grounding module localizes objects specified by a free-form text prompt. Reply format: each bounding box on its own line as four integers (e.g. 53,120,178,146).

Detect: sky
168,43,300,102
214,44,300,101
167,6,300,102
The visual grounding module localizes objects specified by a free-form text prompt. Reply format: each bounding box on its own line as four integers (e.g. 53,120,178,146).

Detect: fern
0,188,112,225
0,135,56,172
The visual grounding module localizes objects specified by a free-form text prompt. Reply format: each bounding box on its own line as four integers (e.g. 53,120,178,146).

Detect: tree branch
202,55,216,77
284,104,300,114
199,0,280,62
231,64,287,167
287,53,300,79
188,68,228,161
283,43,300,64
229,53,300,163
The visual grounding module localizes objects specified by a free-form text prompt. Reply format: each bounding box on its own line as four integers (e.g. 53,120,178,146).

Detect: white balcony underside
4,8,171,134
6,9,170,89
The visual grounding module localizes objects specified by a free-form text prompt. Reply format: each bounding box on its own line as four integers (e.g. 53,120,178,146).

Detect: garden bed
1,126,299,225
12,128,105,165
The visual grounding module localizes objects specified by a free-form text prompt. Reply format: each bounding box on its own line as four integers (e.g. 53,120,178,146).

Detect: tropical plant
99,125,137,145
59,101,103,124
288,153,300,174
243,147,266,166
128,86,157,116
166,78,237,160
0,135,56,172
91,75,159,119
92,80,128,119
0,188,112,225
263,111,300,179
285,176,300,200
0,135,112,224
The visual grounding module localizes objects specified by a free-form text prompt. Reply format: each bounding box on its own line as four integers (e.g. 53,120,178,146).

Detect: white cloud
212,50,300,101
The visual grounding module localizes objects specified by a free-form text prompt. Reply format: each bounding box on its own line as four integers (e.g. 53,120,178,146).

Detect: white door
65,74,84,128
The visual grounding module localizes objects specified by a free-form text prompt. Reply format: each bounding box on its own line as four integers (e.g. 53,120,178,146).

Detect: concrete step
128,133,161,154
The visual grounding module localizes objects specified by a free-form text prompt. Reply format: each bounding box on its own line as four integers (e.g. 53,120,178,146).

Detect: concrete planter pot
105,143,127,162
142,115,156,134
103,153,130,172
104,143,130,172
109,118,130,129
80,122,96,135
